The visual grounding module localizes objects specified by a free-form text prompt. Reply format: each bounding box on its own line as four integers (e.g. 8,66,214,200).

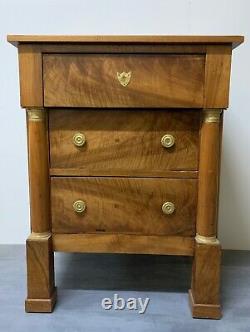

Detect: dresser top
7,35,244,48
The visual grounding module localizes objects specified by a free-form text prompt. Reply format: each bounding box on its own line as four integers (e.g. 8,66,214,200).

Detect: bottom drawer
51,177,197,236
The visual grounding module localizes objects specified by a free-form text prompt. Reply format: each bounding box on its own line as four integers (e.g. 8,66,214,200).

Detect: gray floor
0,246,249,332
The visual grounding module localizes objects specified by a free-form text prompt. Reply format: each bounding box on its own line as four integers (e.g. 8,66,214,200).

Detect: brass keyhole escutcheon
117,71,132,87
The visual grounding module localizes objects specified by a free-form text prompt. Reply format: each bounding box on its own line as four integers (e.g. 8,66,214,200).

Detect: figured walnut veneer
43,54,205,108
51,177,197,235
49,110,200,174
8,34,243,318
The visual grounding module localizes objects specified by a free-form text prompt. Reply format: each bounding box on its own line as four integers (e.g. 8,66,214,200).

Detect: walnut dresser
8,35,244,319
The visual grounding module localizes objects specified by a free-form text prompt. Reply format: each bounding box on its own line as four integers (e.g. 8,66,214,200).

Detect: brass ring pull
73,133,86,147
161,134,175,148
73,200,86,213
162,202,175,215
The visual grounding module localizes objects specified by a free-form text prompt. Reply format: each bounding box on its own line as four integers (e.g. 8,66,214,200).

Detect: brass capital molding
29,231,51,240
195,233,220,245
203,109,222,123
27,109,46,122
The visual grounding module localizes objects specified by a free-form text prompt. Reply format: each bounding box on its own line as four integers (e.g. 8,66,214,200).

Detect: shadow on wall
218,123,248,250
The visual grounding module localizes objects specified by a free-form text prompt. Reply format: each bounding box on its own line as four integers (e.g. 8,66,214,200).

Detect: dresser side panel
18,44,43,108
204,45,232,108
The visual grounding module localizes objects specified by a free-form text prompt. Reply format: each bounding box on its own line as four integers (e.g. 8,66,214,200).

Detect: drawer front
43,54,205,108
51,177,197,235
49,110,200,175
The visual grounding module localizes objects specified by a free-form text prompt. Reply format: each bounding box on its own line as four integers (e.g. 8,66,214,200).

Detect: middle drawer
49,110,200,176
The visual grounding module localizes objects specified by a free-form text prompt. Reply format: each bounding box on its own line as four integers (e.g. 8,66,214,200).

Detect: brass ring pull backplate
162,202,175,215
73,200,86,213
161,134,175,148
73,133,86,147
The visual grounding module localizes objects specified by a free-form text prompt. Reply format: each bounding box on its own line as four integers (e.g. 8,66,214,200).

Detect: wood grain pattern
43,54,205,108
196,112,222,237
27,110,50,233
51,177,197,236
190,242,221,319
53,233,194,256
9,34,242,318
49,110,200,175
204,45,232,108
25,235,56,313
7,34,244,48
18,45,43,107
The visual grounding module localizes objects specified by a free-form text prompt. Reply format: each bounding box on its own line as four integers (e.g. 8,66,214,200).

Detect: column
25,109,56,313
189,109,222,319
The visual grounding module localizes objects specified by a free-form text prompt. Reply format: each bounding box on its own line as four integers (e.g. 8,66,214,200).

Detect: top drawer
43,54,205,108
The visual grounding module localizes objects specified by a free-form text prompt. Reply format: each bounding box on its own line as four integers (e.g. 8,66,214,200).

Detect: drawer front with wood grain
43,54,205,108
49,110,200,175
51,177,197,235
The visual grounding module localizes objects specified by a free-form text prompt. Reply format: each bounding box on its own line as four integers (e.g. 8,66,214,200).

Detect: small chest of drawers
8,35,243,319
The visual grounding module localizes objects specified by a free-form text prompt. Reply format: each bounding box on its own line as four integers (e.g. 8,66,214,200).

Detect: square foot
25,288,57,313
188,289,222,319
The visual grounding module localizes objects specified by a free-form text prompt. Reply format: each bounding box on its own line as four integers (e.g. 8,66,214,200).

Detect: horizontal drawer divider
53,233,194,256
49,169,198,179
